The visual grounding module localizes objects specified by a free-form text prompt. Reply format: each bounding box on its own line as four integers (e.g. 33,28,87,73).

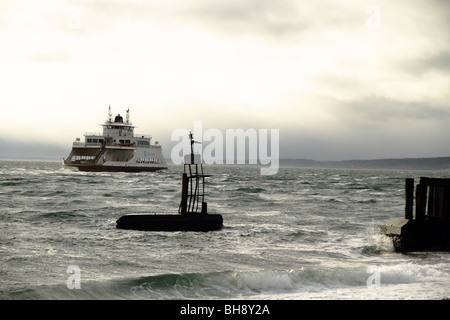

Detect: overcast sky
1,0,449,161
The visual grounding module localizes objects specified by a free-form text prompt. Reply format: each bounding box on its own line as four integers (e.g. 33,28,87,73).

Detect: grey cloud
180,0,371,41
179,0,308,39
0,138,67,160
336,96,450,126
412,51,450,72
425,51,450,71
72,1,373,42
278,96,450,161
398,51,450,75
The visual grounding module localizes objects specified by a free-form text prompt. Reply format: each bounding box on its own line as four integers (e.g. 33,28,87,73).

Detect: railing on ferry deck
84,132,103,137
135,134,152,139
83,132,152,139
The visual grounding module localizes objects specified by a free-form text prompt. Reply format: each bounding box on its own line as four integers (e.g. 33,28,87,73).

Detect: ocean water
1,160,449,300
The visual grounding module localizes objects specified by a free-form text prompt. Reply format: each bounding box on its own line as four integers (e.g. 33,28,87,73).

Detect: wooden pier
381,177,450,251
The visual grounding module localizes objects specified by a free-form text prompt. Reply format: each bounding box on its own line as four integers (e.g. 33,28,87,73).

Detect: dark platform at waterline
116,214,223,232
381,217,450,251
382,177,450,251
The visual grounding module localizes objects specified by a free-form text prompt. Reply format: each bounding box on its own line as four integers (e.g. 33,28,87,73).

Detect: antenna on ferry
126,108,130,124
107,105,112,123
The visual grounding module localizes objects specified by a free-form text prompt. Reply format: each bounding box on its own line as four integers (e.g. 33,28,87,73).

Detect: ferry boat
63,106,168,172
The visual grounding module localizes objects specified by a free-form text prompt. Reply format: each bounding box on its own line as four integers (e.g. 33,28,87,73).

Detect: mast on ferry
126,108,130,125
107,104,113,123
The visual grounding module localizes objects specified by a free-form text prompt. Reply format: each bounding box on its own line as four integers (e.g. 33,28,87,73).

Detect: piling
415,182,427,220
405,178,414,219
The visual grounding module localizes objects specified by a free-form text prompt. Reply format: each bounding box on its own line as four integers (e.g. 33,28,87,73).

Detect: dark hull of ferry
65,164,167,172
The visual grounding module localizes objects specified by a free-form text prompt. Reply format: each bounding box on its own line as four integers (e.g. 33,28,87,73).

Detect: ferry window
137,140,149,146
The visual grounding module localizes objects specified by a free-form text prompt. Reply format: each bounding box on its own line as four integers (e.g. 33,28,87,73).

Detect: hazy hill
280,157,450,170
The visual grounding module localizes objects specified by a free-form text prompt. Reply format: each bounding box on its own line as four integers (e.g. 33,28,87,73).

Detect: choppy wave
3,262,450,300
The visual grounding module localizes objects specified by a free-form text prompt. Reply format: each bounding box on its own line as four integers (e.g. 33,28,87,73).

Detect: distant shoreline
280,157,450,170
